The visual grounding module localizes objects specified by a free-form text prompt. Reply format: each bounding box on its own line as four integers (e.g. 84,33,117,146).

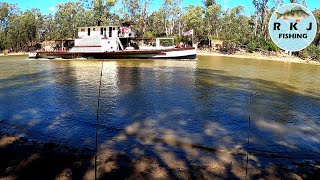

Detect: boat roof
136,37,174,40
78,25,120,29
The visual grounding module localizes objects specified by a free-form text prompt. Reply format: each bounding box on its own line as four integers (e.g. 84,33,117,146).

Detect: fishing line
245,91,259,180
95,62,104,180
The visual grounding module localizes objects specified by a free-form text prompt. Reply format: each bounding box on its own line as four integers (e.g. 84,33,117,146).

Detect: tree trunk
178,21,181,37
164,19,168,36
254,16,258,36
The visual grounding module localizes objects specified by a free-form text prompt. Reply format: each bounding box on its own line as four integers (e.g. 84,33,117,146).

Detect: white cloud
48,6,55,11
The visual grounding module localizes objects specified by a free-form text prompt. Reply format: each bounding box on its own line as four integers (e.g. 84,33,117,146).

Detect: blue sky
3,0,320,15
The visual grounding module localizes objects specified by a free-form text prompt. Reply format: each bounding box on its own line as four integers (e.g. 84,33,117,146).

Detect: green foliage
143,31,154,38
261,40,280,52
247,41,257,53
181,5,204,39
306,44,320,60
0,0,319,57
299,45,320,60
300,49,309,60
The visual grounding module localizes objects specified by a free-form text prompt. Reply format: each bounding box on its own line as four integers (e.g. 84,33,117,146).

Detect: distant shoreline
197,51,320,65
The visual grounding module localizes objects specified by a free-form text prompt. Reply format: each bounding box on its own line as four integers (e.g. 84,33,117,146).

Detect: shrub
220,40,237,54
306,44,320,60
247,38,279,53
35,43,42,50
300,49,309,60
247,41,256,53
261,40,280,52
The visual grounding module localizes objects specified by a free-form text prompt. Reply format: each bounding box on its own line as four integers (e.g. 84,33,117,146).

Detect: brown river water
0,55,319,169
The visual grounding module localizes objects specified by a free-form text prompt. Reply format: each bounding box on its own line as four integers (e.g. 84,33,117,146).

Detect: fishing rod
245,91,259,180
95,62,104,180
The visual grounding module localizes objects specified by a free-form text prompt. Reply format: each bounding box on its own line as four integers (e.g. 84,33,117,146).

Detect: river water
0,55,319,161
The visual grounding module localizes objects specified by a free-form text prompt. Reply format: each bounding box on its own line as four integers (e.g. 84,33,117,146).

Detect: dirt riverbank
0,133,319,179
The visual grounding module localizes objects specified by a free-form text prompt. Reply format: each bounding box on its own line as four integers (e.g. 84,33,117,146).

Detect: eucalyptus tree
289,0,307,6
312,9,320,45
121,0,152,37
42,14,55,41
181,5,204,40
159,0,172,36
171,0,183,36
23,9,43,46
221,6,250,42
4,8,43,51
6,10,25,51
54,2,87,39
0,2,18,50
203,1,222,47
204,0,216,7
252,0,269,39
147,10,165,37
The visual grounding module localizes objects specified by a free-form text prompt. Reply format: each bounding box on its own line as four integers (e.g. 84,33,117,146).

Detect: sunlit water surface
0,55,319,160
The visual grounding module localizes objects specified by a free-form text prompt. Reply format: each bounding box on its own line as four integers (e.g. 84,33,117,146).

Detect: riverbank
0,52,28,56
197,50,320,65
1,132,319,179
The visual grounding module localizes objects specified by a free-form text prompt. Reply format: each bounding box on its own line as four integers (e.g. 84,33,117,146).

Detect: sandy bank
197,51,320,65
0,52,28,56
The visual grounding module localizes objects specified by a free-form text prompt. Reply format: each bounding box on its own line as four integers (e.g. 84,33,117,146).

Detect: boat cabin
77,26,119,39
71,24,136,52
77,24,136,39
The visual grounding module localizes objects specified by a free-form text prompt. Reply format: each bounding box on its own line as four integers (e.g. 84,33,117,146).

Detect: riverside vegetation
0,0,319,60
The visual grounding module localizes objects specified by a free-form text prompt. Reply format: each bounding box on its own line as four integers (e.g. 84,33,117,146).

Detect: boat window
109,27,112,37
88,28,90,36
113,27,115,30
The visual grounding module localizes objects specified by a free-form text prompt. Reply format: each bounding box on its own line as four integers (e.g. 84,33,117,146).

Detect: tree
120,0,152,37
252,0,269,39
204,0,216,8
81,0,116,25
147,10,164,37
312,9,320,45
0,2,18,51
159,0,184,37
54,2,86,39
181,5,204,41
204,2,222,47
